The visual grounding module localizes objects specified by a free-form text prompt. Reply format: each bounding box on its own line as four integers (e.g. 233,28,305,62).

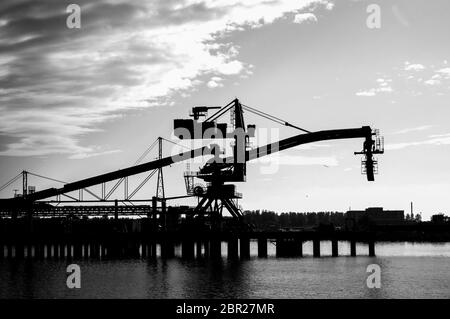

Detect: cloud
293,13,317,24
325,2,335,10
257,154,338,166
362,60,450,98
207,76,224,88
424,78,441,86
397,60,450,93
356,78,393,97
392,125,434,135
355,90,376,97
404,62,425,71
385,133,450,150
0,0,327,158
437,67,450,78
69,149,123,160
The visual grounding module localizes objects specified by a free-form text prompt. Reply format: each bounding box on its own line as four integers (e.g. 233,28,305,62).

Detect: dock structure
0,218,376,259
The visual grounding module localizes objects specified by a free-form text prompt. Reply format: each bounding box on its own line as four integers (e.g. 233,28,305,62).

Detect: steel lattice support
156,137,165,199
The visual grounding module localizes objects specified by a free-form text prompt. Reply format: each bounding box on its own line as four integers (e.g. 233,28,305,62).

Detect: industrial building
346,207,405,227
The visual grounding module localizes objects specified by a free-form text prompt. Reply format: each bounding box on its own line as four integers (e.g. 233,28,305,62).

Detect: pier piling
240,237,250,259
350,240,356,257
332,239,338,257
160,240,175,258
141,243,147,258
16,243,24,259
368,240,375,257
210,239,221,259
27,243,32,259
83,243,89,259
276,238,303,257
313,239,320,258
7,243,13,258
227,237,239,259
182,240,195,259
74,242,82,259
196,241,202,258
257,238,268,258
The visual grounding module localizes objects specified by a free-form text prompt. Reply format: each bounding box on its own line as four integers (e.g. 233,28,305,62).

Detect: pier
0,218,376,260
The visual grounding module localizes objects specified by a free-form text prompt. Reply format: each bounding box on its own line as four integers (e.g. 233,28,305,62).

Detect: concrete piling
227,237,239,259
203,240,210,258
240,237,250,259
91,242,100,259
257,238,268,258
27,243,33,259
313,239,320,258
160,240,175,258
332,239,338,257
16,243,24,259
196,241,202,258
210,239,221,259
368,240,375,257
7,243,13,258
83,243,89,259
182,240,195,259
67,244,73,259
350,240,356,257
101,243,107,259
149,241,157,258
73,242,82,259
141,242,147,258
296,239,303,257
276,238,303,257
37,243,45,259
52,244,58,259
59,243,65,259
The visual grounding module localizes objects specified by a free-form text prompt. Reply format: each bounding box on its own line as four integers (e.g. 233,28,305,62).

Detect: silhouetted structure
431,214,450,224
346,207,405,230
242,210,345,231
0,98,385,259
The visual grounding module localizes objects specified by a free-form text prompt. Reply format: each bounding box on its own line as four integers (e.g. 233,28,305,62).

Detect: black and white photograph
0,0,449,309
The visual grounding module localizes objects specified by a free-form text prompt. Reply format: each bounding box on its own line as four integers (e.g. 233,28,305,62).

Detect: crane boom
0,126,378,207
0,146,211,205
247,126,377,181
208,126,377,181
247,126,373,161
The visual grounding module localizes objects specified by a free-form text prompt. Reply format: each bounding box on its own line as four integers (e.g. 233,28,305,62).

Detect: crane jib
4,126,376,204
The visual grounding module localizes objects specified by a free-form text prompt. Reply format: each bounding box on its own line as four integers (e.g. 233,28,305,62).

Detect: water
1,242,450,298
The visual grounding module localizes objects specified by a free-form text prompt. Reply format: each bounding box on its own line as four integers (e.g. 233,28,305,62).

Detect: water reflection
1,242,450,299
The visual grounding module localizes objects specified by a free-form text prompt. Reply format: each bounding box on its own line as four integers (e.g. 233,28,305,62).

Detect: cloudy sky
1,0,450,219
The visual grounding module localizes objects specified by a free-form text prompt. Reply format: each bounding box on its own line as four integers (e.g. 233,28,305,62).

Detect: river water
1,241,449,298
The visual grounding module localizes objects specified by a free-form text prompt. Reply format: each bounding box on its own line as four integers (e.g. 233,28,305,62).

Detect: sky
1,0,450,220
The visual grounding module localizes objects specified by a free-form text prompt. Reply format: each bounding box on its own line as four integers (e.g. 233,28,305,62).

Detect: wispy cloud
404,62,425,71
358,60,450,98
293,13,317,24
257,154,338,167
399,60,450,92
385,133,450,150
392,125,434,135
0,0,329,158
356,78,393,97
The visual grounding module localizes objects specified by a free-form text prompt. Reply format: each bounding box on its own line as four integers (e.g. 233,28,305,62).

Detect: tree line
242,209,346,230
